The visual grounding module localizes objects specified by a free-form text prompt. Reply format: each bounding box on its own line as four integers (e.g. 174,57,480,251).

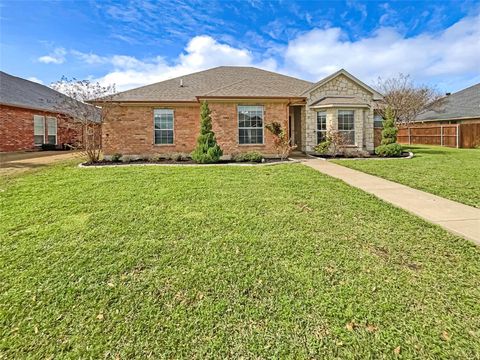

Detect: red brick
0,105,84,152
102,101,289,157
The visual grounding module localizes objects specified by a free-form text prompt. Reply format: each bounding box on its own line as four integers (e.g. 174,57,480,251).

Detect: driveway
0,151,83,177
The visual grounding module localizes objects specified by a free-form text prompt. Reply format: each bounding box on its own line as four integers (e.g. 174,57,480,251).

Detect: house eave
88,99,199,105
309,104,370,109
196,96,307,102
0,101,65,115
414,116,480,122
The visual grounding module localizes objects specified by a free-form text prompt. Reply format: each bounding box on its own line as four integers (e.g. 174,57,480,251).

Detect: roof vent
180,78,184,87
445,92,451,96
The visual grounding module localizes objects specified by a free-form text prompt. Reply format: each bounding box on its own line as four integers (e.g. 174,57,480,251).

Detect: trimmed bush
191,101,223,163
233,151,263,163
314,140,331,155
375,143,403,157
375,106,402,157
111,153,122,162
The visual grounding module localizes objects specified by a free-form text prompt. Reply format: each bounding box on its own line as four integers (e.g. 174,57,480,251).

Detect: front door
293,106,302,149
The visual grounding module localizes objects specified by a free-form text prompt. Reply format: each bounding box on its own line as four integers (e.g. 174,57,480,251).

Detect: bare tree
265,122,297,160
374,74,444,124
51,77,115,163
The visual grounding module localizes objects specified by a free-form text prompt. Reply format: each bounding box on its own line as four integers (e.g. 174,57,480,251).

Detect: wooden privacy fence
374,123,480,148
397,124,460,147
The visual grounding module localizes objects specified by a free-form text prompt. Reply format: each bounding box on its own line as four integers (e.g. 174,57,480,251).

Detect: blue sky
1,0,479,92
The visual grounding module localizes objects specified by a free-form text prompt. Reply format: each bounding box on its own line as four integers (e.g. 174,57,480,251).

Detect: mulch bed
310,152,412,160
81,158,290,166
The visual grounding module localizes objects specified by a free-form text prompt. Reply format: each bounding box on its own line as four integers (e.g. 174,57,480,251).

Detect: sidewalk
303,158,480,246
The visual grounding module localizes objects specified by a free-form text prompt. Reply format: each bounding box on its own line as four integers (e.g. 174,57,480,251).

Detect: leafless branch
51,77,116,163
374,74,444,125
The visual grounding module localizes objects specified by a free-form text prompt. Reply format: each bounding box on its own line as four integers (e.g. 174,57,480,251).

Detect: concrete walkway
303,158,480,246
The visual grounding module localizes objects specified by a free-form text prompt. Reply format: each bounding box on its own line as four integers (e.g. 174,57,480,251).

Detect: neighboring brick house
392,83,480,148
0,71,84,152
97,67,383,158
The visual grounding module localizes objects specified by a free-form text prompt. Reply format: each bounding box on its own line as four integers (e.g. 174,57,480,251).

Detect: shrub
168,152,189,162
191,101,223,163
375,143,403,157
149,154,162,162
120,155,132,163
314,140,331,155
233,151,263,163
111,153,122,162
380,107,398,145
265,122,296,160
313,130,348,157
375,106,402,157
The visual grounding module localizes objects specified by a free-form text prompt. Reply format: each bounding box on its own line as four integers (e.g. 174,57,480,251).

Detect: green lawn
332,145,480,208
1,162,479,358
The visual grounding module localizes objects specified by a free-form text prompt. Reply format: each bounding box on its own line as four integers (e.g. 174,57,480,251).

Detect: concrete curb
78,159,301,168
308,151,414,161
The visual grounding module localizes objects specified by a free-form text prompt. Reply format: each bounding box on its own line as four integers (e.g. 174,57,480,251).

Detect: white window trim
33,115,45,146
337,109,356,145
46,116,58,145
237,105,265,145
316,111,327,144
153,109,175,145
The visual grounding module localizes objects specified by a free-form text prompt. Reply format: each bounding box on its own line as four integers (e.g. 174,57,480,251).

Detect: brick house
97,67,383,158
0,71,85,152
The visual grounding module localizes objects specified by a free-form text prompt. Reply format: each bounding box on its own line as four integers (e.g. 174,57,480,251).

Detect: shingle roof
108,66,314,102
416,83,480,121
0,71,71,113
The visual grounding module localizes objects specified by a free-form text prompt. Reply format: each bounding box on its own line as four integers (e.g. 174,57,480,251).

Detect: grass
332,145,480,208
1,162,480,358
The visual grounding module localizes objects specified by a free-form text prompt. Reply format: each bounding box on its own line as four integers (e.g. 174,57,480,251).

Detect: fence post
456,124,460,148
408,127,411,144
440,125,443,146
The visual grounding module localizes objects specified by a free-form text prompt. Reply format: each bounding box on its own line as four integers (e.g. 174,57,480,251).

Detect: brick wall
102,101,289,157
0,104,83,152
103,104,200,156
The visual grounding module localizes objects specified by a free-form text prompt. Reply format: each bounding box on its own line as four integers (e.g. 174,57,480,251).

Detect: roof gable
302,69,383,100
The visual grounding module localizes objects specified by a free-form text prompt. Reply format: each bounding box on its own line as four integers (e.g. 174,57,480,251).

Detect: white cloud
90,35,276,91
27,77,44,84
38,47,67,64
72,14,479,92
70,50,107,64
282,13,480,89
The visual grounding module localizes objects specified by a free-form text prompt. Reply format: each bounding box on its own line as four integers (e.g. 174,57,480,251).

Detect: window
374,114,384,128
154,109,174,144
338,110,355,145
46,117,57,145
34,115,45,146
316,111,327,143
238,105,263,144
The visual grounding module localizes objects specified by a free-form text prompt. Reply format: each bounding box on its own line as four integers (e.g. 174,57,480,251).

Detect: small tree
191,101,223,163
374,74,444,124
375,106,402,157
51,77,116,163
314,130,348,158
265,122,296,160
